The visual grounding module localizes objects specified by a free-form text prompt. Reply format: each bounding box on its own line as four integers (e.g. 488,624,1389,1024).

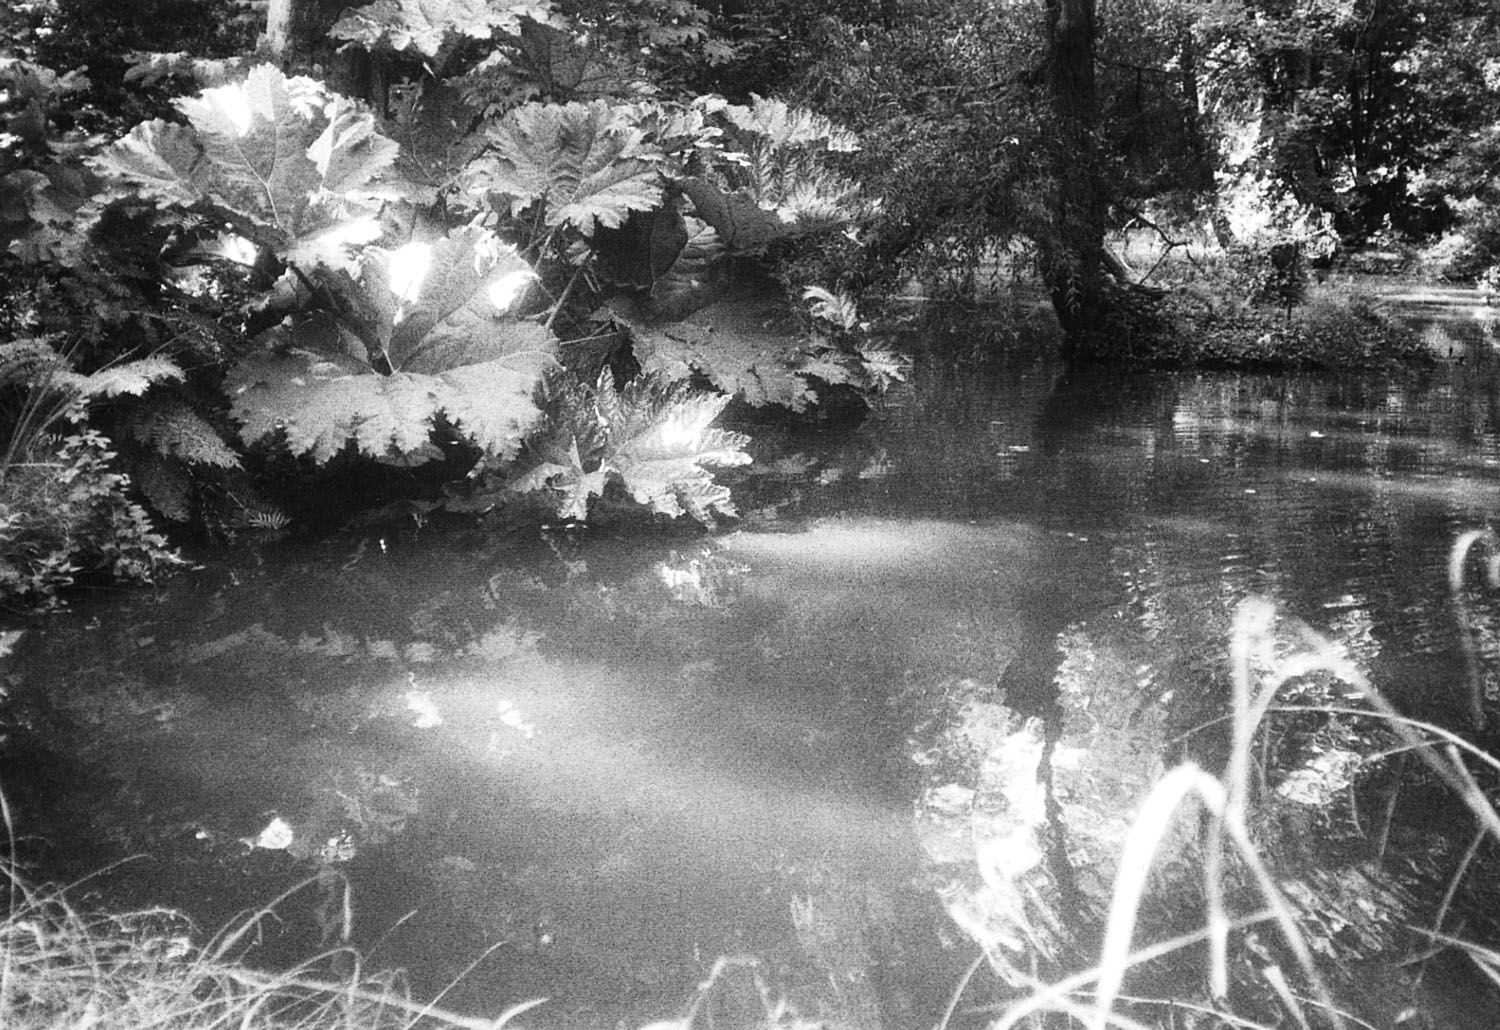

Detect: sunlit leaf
80,358,184,398
89,120,206,206
723,94,860,152
330,0,552,57
597,374,750,520
373,226,551,373
91,66,399,271
228,347,546,465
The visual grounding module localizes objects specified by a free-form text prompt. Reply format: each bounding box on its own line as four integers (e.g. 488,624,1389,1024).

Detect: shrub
0,430,184,610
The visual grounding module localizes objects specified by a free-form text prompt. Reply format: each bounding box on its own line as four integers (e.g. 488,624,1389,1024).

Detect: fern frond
0,339,70,392
126,398,242,468
80,358,185,399
246,508,290,531
136,454,194,522
802,286,859,330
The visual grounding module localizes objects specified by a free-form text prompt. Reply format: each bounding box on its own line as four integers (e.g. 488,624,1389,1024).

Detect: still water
5,322,1500,1027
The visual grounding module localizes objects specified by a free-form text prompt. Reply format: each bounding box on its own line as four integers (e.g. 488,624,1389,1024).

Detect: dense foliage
0,0,898,606
3,0,1500,604
729,0,1500,323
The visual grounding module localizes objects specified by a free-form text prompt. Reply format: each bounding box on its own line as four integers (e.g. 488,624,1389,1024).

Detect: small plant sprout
802,285,860,331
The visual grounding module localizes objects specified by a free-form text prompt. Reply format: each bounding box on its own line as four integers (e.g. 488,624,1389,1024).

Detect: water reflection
4,339,1500,1026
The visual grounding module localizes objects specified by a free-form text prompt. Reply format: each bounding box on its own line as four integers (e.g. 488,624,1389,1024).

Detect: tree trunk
265,0,386,109
1039,0,1174,359
1038,0,1110,355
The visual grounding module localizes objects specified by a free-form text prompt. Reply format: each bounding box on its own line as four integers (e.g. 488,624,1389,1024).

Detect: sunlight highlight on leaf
215,232,258,266
388,242,433,305
487,268,536,311
211,82,254,137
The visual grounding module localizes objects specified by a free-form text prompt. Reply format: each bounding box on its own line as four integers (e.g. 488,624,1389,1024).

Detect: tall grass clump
971,530,1500,1030
0,803,540,1030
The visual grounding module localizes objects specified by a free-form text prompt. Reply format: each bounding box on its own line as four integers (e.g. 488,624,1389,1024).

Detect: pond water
6,302,1500,1028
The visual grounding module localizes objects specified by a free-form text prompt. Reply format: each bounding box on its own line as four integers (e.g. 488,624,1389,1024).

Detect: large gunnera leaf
363,226,555,374
600,378,751,520
228,228,556,464
91,65,398,270
380,84,487,206
511,372,749,522
227,348,545,465
612,292,821,412
678,94,862,254
466,100,663,235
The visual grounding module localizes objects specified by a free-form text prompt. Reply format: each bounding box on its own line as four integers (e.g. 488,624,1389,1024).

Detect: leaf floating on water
924,782,976,815
405,688,443,728
497,700,537,738
243,815,295,851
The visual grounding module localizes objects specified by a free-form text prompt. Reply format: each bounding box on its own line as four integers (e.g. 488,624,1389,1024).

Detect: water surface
6,316,1500,1027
